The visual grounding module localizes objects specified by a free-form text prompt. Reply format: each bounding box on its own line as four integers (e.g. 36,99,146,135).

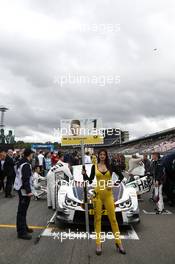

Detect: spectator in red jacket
51,152,59,166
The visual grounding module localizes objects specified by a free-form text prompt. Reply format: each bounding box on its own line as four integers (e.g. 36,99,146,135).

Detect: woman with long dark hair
82,149,126,255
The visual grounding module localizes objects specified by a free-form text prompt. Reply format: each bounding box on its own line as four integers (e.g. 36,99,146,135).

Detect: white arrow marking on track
142,209,172,215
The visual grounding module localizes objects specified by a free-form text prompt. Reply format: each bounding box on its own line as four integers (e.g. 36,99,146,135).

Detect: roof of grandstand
123,127,175,145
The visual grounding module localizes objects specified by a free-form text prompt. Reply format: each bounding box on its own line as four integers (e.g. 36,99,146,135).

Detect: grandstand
95,127,175,154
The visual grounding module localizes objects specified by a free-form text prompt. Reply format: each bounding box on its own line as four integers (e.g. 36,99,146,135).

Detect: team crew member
0,148,7,191
38,151,45,176
4,149,16,198
32,165,45,189
47,152,73,210
82,149,126,256
161,151,175,207
128,155,143,177
143,154,151,175
84,151,91,164
152,152,165,214
14,148,34,240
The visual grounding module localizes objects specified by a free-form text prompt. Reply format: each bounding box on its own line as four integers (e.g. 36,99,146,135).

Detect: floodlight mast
0,106,9,128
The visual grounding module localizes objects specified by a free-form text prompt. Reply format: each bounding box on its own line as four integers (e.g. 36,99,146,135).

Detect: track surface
0,190,175,264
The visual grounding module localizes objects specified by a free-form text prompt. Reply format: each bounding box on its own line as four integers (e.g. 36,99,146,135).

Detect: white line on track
142,209,172,215
47,211,57,224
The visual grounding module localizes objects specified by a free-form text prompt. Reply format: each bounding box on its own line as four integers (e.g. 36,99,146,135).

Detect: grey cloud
0,0,175,141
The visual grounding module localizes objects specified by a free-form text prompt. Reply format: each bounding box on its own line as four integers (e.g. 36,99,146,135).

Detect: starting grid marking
38,212,139,241
142,209,173,215
0,210,139,242
41,225,139,240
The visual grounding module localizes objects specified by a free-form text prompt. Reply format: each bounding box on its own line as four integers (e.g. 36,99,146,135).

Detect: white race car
56,164,151,225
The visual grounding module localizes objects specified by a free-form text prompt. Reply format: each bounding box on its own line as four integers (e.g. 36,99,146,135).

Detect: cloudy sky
0,0,175,142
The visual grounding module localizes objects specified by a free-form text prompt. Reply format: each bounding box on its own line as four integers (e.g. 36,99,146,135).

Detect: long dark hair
97,149,111,171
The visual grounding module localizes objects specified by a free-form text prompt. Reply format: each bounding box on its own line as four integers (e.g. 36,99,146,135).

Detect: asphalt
0,189,175,264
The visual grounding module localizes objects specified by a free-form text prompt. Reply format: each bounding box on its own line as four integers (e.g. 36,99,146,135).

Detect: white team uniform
46,160,73,210
32,172,45,189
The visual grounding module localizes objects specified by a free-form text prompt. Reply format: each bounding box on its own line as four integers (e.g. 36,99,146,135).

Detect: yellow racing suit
85,164,122,246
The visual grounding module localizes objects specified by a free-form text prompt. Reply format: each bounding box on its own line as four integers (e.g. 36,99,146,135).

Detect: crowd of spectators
112,135,175,155
0,149,98,198
0,147,175,211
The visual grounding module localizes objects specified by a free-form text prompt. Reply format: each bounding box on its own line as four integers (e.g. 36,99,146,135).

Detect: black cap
23,148,34,157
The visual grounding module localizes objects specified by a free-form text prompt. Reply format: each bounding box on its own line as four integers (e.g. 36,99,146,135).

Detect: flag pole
81,140,90,234
81,140,90,261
